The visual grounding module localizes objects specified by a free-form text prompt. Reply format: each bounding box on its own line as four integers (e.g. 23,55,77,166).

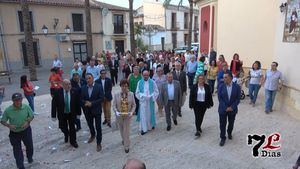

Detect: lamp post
41,18,71,61
142,25,158,51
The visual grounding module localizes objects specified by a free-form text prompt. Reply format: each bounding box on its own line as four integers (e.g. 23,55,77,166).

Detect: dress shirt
88,83,95,98
53,59,62,68
197,86,205,102
86,65,100,81
226,82,233,100
101,79,105,94
187,61,198,73
167,82,174,100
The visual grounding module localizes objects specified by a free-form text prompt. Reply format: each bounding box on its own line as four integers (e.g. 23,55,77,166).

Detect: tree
129,0,136,57
134,24,143,48
85,0,93,59
20,0,37,81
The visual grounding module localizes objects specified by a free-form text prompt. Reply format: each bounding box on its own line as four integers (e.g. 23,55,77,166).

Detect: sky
97,0,190,9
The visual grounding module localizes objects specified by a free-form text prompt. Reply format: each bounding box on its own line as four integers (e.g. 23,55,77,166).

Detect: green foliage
136,38,148,52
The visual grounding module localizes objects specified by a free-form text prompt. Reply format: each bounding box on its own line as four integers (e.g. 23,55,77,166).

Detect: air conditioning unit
60,35,70,42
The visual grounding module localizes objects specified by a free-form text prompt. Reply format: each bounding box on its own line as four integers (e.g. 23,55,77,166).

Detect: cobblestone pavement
0,82,299,169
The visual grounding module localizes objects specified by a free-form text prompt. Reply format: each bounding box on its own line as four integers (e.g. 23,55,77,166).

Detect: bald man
123,159,146,169
57,79,79,148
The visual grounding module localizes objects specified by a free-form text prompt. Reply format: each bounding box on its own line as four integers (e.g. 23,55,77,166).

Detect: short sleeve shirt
1,104,34,132
249,69,263,85
264,70,283,91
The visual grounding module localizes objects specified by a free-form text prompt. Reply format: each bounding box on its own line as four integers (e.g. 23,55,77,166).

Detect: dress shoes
107,122,111,128
64,136,68,143
152,127,155,130
195,131,201,137
97,144,102,152
173,120,178,125
102,120,108,125
199,128,202,133
219,139,226,146
28,158,33,164
228,134,233,140
141,131,146,135
167,126,171,131
71,143,79,148
125,148,129,153
178,112,182,117
88,136,95,143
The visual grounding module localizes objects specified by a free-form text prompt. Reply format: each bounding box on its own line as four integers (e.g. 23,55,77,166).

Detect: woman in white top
189,74,213,137
248,61,264,106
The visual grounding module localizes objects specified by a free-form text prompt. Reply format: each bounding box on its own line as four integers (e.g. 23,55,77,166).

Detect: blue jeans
25,94,34,112
187,72,195,89
208,79,216,94
265,89,277,111
248,84,261,104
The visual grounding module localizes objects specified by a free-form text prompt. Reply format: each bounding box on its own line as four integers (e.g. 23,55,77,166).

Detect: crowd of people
0,48,292,169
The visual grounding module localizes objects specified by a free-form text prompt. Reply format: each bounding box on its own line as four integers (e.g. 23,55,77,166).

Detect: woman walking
20,75,36,114
113,79,136,153
189,75,213,137
207,60,218,94
248,61,264,106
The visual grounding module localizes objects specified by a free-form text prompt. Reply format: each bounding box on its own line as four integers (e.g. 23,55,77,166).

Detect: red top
49,73,63,89
22,81,34,96
217,60,228,72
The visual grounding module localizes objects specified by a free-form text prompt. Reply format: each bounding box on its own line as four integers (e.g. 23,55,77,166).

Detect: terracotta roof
0,0,129,11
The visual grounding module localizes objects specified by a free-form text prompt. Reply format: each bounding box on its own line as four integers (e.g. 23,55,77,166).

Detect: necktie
64,91,70,113
177,71,180,79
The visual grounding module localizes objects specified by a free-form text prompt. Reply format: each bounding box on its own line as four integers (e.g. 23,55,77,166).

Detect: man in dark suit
217,72,241,146
147,55,155,78
70,73,86,131
108,55,119,86
81,73,104,152
172,61,187,117
57,79,79,148
157,58,169,75
95,70,113,127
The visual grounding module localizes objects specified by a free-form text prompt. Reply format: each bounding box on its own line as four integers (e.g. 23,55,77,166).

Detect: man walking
108,55,119,86
95,69,113,127
57,79,79,148
186,55,198,89
136,70,159,135
161,73,182,131
1,93,34,169
81,73,104,152
218,72,241,146
172,62,187,117
263,62,284,114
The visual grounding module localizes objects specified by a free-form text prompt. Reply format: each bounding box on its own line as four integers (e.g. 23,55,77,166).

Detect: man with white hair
136,70,159,135
186,55,198,89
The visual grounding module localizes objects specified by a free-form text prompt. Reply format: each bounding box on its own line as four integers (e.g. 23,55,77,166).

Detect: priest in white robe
136,70,159,135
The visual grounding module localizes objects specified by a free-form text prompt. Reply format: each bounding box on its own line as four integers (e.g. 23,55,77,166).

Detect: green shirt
1,104,34,132
129,74,142,93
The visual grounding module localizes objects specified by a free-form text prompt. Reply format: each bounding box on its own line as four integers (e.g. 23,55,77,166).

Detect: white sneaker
33,112,39,115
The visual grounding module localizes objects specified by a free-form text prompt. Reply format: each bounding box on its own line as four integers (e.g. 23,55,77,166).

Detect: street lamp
42,25,48,34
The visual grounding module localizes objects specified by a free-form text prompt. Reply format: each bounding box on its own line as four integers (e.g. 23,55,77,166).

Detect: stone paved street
0,82,299,169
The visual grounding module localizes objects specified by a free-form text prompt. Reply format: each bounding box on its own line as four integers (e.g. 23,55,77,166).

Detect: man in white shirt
53,54,62,68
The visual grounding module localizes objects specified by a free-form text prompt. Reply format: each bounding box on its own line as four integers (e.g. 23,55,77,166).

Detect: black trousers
9,127,33,169
134,94,139,116
110,70,118,85
59,113,77,144
193,102,207,132
84,111,102,144
50,88,63,118
219,112,236,140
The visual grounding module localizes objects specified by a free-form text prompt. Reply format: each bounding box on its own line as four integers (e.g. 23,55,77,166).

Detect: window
184,13,189,29
184,34,188,45
172,33,177,48
72,14,84,32
114,14,124,34
73,42,87,61
171,13,176,29
194,16,199,30
18,11,34,32
21,41,40,66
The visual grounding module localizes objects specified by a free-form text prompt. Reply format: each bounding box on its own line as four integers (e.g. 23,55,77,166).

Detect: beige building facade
197,0,300,111
0,0,129,72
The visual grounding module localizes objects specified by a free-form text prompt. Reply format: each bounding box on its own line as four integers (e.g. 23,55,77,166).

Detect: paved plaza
0,71,299,169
